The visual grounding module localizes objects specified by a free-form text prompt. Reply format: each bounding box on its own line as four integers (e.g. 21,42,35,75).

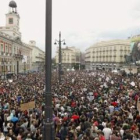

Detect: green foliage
131,37,140,43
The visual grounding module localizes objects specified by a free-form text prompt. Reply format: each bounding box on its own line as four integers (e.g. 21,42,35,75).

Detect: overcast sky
0,0,140,57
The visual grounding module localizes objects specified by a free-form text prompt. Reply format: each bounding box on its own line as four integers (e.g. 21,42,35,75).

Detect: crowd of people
0,70,140,140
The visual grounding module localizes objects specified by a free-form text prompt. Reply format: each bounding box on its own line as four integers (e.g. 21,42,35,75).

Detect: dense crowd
0,70,140,140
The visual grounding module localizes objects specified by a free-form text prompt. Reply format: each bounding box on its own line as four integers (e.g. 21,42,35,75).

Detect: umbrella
11,116,18,122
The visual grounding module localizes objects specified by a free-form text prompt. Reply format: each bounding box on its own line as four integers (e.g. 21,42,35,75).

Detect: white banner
22,55,27,63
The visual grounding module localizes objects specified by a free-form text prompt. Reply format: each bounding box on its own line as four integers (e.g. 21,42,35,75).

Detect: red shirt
131,125,136,131
111,102,118,107
135,95,139,101
71,101,76,107
99,136,105,140
94,121,98,126
94,92,98,98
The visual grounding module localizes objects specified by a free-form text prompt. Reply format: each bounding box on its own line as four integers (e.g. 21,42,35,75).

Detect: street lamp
54,32,66,84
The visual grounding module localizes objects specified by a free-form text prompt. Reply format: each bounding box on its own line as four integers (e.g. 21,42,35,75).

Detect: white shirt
3,123,8,132
0,134,5,140
109,105,114,113
103,127,112,140
120,129,124,137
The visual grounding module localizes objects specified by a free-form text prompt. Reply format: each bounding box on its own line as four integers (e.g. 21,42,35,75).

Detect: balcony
113,49,117,51
13,54,23,59
36,56,44,60
85,56,90,59
85,52,90,54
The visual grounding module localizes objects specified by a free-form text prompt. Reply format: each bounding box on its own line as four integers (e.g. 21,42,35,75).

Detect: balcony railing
6,52,9,55
36,56,44,60
13,54,23,59
1,52,4,55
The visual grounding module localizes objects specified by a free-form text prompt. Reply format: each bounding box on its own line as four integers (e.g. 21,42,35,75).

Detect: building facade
55,46,81,69
0,1,45,78
29,41,45,71
0,1,31,76
85,40,131,70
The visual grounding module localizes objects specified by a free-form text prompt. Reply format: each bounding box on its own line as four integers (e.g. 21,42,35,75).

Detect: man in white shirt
109,104,114,114
102,124,112,140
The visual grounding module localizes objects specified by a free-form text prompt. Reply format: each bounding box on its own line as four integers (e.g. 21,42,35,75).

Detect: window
9,47,11,53
1,44,3,52
9,18,13,24
5,45,7,52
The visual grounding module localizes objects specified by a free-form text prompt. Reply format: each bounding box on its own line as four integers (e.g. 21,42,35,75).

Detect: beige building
0,1,31,76
0,1,44,78
55,46,81,69
29,40,45,71
0,32,32,75
85,39,131,70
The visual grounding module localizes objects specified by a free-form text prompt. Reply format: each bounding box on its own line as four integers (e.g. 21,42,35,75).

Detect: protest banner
20,101,35,111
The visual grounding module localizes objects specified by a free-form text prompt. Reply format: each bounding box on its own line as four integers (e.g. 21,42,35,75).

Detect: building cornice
0,32,31,50
91,40,130,48
85,40,130,51
29,45,45,53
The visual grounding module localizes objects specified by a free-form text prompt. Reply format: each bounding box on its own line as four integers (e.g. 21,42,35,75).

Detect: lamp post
44,0,54,140
54,32,66,84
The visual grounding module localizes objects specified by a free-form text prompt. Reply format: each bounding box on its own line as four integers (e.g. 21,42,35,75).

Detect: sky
0,0,140,57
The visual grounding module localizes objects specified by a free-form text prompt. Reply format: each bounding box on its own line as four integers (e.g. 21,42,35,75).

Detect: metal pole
59,32,61,84
44,0,54,139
